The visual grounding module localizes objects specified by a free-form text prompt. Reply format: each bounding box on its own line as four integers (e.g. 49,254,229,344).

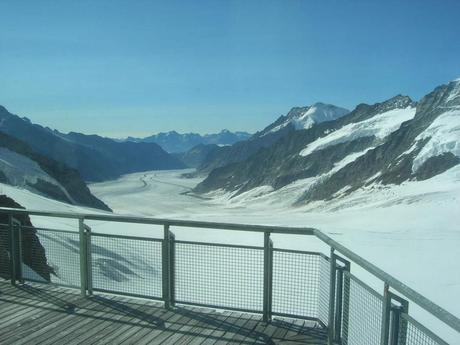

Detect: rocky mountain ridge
0,106,185,182
0,131,111,211
194,79,460,206
124,129,251,153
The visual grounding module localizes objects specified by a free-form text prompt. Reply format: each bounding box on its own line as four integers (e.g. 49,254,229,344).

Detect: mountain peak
287,102,350,130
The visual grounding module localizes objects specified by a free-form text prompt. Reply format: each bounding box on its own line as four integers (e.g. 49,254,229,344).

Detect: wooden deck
0,280,327,344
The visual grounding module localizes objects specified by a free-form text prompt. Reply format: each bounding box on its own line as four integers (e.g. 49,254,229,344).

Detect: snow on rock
267,103,349,135
299,106,416,157
0,148,75,202
292,103,350,130
446,78,460,103
412,109,460,172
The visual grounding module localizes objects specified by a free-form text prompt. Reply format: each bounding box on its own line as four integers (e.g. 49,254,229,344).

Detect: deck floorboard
0,280,327,344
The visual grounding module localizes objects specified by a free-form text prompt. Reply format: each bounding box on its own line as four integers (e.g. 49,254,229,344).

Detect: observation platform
0,280,327,345
0,207,457,345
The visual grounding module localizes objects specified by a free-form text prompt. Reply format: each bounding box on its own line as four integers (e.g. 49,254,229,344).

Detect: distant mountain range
0,106,185,182
123,130,251,153
194,79,460,205
185,103,350,174
0,130,110,210
1,78,458,210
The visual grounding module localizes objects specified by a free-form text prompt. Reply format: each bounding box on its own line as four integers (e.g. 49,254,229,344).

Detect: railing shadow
1,281,328,344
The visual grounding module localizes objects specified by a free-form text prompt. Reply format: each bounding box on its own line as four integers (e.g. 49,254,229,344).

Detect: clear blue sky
1,0,459,137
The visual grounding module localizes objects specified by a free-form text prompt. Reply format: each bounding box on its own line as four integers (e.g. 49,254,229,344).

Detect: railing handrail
314,229,460,334
1,206,459,334
0,207,315,235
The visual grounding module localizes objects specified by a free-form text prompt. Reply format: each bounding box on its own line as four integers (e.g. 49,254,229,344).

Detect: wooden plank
158,307,209,344
230,313,260,343
211,311,247,345
88,299,169,345
120,307,180,345
40,295,122,345
1,294,93,344
55,295,144,345
0,285,86,341
199,311,236,345
133,309,186,345
173,307,219,345
186,310,233,345
268,318,293,342
89,299,167,345
0,281,327,345
250,317,280,344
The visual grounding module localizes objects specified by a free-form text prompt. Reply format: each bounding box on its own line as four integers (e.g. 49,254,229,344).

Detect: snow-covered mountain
0,106,186,181
195,79,460,205
256,102,349,137
124,129,251,153
0,132,110,211
190,103,349,174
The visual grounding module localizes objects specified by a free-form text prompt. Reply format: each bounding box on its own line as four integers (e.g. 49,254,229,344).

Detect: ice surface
0,167,458,342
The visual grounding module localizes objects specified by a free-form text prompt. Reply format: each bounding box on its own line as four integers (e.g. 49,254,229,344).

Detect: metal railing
0,207,458,345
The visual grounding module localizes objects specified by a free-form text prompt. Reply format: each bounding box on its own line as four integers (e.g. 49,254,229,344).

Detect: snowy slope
299,106,416,156
0,148,75,203
264,102,349,135
412,109,460,172
0,165,457,342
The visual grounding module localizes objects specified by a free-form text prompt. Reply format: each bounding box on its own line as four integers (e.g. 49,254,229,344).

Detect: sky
1,0,460,138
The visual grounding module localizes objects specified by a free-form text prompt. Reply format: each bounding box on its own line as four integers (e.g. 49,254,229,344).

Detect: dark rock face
0,195,52,281
194,81,460,204
0,106,186,182
196,125,295,175
0,132,111,211
195,96,411,179
174,144,220,168
415,153,460,181
195,95,414,195
301,81,460,202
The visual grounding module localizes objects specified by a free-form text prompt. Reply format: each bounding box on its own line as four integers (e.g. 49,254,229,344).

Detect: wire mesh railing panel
401,314,449,345
0,224,10,280
91,234,162,298
318,255,330,326
24,229,81,287
175,241,264,311
272,249,321,318
342,272,383,345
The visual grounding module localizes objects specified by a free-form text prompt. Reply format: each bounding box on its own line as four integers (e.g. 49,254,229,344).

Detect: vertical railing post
397,299,409,345
263,231,273,323
85,224,93,296
381,283,391,345
389,293,409,345
334,266,344,343
79,218,88,297
9,216,23,285
333,254,351,344
16,219,23,284
327,248,337,345
169,231,175,308
342,261,351,345
9,215,16,285
389,305,403,345
163,224,175,309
